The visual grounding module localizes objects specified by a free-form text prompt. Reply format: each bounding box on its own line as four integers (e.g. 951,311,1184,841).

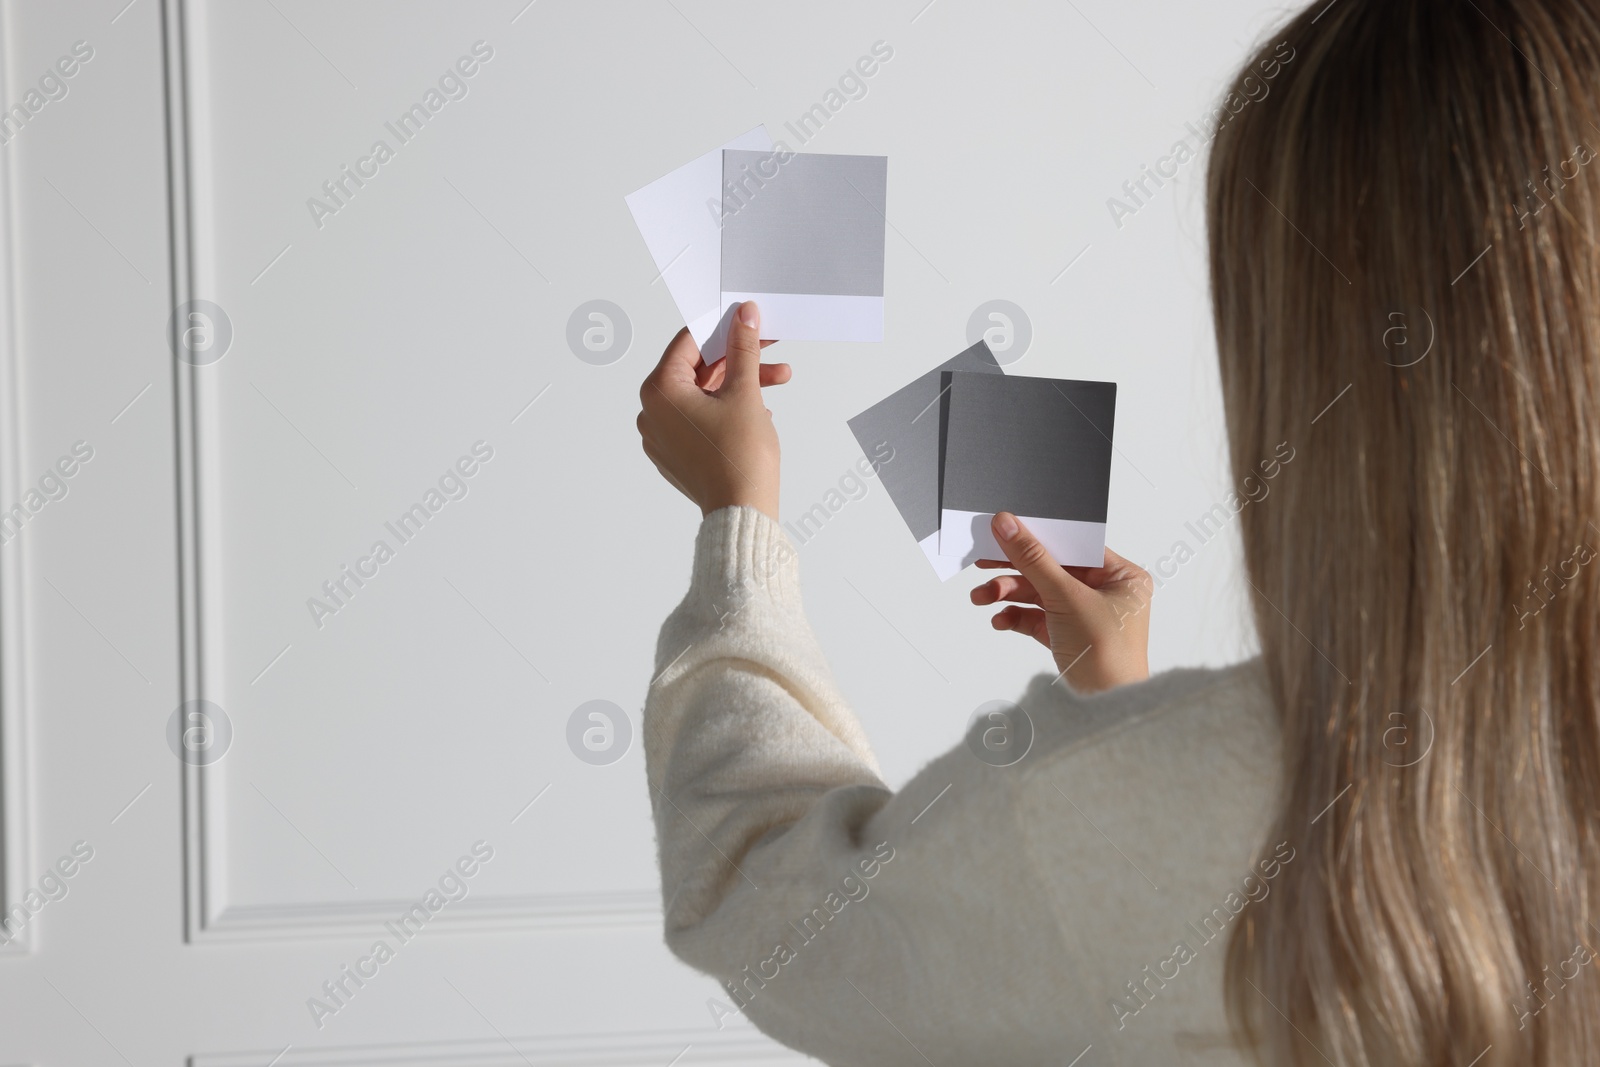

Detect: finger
721,301,763,394
659,329,777,393
1097,545,1152,586
1100,545,1137,570
654,327,703,384
704,359,790,392
970,574,1040,606
662,331,775,393
991,605,1052,648
990,513,1085,613
697,358,727,391
643,328,708,406
975,559,1019,571
1065,545,1151,590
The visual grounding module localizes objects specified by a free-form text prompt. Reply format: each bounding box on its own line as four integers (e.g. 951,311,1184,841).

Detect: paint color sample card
938,374,1117,569
720,149,887,343
624,126,774,363
847,342,1003,580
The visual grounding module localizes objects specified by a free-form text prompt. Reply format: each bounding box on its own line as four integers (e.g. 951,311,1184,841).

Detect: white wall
0,0,1294,1062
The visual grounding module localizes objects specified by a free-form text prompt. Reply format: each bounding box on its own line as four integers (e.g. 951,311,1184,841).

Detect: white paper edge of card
718,292,884,344
691,305,736,364
919,531,967,581
938,511,1107,569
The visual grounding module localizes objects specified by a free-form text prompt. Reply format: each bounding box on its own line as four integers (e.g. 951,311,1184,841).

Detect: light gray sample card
938,373,1117,569
720,149,887,342
847,342,1002,579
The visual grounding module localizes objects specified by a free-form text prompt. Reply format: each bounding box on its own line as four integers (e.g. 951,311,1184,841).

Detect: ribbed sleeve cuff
690,505,802,607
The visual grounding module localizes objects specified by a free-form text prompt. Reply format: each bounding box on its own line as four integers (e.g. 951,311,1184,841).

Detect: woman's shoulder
857,658,1282,1054
1001,658,1277,768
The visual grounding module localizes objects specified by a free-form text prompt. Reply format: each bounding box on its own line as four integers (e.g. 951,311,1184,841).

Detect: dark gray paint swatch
941,373,1117,522
846,342,1003,542
721,150,887,297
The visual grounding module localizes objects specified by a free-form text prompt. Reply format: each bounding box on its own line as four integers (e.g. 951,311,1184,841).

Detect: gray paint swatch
721,150,887,297
941,373,1117,522
846,342,1003,542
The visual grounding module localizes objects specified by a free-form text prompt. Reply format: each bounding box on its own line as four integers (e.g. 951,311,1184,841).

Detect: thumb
992,512,1083,611
722,301,762,394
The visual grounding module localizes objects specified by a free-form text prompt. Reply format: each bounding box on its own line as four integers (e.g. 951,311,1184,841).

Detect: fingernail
739,301,760,328
994,513,1018,541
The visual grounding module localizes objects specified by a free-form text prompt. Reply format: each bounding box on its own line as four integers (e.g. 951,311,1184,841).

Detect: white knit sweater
646,506,1283,1066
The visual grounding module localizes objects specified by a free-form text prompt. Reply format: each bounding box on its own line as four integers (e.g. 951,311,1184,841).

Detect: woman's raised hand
636,302,790,521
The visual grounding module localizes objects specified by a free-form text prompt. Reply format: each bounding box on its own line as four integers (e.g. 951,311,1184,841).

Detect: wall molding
200,888,659,942
0,0,37,958
189,1030,805,1067
163,0,211,947
161,0,656,942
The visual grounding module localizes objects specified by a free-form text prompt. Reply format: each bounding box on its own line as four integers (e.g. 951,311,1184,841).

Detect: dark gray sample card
938,373,1117,568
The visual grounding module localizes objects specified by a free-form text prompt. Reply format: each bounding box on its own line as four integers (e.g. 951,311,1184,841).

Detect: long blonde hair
1208,1,1600,1063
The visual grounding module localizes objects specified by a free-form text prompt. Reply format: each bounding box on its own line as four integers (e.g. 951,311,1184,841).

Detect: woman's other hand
636,301,791,521
969,513,1152,694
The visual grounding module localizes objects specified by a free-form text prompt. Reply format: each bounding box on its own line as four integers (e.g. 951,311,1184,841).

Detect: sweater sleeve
645,505,890,921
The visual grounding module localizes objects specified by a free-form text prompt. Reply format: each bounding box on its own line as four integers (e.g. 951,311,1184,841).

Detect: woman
635,1,1600,1062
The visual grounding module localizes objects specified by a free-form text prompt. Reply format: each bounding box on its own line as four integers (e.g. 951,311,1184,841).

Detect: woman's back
646,509,1280,1064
